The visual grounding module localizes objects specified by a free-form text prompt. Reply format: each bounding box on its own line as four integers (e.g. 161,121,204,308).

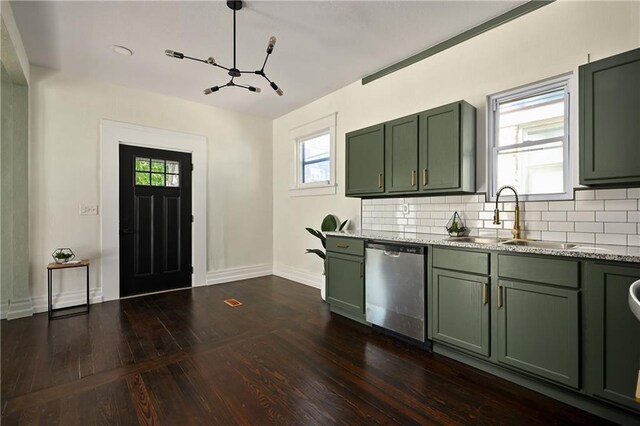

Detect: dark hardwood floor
1,276,607,425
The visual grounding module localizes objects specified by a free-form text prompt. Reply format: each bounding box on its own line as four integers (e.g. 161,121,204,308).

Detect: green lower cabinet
326,252,365,321
432,268,490,356
497,279,579,388
585,262,640,412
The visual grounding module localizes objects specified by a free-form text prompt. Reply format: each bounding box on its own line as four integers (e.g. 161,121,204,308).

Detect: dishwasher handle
366,242,425,255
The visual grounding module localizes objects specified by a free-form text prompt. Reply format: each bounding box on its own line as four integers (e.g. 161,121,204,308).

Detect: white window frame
289,113,337,197
487,73,573,202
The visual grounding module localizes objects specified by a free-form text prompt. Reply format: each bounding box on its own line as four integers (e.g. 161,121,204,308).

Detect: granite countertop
326,230,640,263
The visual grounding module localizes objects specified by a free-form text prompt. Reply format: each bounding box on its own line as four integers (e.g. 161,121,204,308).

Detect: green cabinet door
326,252,365,321
585,262,640,412
580,47,640,185
385,115,419,193
419,102,471,192
432,268,490,356
497,280,579,388
345,124,385,196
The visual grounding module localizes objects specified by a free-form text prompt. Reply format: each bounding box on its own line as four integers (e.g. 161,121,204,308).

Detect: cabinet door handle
423,169,428,186
498,285,503,308
359,262,364,278
336,243,349,249
482,281,488,305
411,170,416,187
378,173,383,189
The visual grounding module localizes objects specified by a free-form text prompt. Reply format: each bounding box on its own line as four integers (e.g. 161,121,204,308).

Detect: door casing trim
101,119,207,301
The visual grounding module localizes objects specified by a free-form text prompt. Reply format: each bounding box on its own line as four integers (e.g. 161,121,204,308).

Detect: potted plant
446,212,468,237
52,248,75,264
305,214,348,274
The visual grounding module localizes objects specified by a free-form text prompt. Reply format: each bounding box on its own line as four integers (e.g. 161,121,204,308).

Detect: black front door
119,144,192,297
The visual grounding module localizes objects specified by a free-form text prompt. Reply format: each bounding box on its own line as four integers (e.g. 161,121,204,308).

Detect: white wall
272,1,640,284
29,66,273,309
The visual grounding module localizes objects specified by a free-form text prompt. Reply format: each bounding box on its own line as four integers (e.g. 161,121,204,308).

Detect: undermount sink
501,240,577,250
630,280,640,322
447,237,506,244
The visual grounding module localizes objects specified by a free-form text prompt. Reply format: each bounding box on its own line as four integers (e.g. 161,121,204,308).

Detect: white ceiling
11,0,527,119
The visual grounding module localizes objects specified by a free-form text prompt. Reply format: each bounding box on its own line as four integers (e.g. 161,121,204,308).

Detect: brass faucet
494,185,521,240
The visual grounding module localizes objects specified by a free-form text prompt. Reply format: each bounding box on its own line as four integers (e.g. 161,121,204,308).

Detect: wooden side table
47,260,90,320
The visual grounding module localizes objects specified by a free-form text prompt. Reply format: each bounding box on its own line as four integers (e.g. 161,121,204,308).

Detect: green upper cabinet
419,102,475,193
584,262,640,412
345,100,476,198
385,115,419,193
579,47,640,186
345,124,385,196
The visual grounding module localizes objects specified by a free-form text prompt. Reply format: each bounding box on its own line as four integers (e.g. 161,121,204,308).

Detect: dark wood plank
1,276,610,425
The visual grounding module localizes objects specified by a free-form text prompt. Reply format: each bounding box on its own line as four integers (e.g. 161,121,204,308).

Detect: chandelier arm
183,55,209,64
260,53,270,72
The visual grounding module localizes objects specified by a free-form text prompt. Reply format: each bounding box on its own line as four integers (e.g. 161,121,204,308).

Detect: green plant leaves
321,215,338,232
305,249,326,260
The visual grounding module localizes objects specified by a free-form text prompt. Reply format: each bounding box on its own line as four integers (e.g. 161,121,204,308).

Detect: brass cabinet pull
482,281,488,305
378,173,383,189
423,169,428,186
411,170,416,187
336,244,349,249
498,285,503,308
359,262,364,278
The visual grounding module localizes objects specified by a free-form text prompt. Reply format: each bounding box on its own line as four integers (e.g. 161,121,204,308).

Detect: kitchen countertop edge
326,231,640,264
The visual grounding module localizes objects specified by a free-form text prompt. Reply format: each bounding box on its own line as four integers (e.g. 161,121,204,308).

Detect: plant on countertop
305,214,348,273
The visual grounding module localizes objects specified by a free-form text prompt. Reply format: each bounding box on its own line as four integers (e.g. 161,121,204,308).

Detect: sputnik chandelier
165,0,283,96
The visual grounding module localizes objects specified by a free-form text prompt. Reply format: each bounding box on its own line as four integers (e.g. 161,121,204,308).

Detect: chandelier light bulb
165,49,184,59
206,57,216,65
276,88,284,96
204,86,220,95
267,36,276,54
248,86,261,93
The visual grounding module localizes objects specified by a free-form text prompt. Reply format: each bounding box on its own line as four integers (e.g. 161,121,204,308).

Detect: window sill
289,184,337,197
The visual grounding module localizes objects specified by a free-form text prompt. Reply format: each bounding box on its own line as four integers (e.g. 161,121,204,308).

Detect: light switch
79,205,98,215
402,203,410,215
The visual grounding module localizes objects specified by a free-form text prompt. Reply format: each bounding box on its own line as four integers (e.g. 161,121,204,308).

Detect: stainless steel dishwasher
365,242,426,342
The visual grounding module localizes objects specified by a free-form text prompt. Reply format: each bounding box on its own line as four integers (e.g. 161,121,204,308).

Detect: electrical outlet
79,205,98,215
402,203,410,215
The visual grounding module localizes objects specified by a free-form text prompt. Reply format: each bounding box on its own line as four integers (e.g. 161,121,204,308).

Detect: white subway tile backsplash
549,201,574,211
549,221,573,232
575,222,604,233
574,190,595,200
575,200,604,211
596,211,627,222
595,188,627,200
568,232,595,244
628,235,640,246
628,188,640,199
604,222,637,234
596,234,627,245
524,202,549,211
542,211,566,221
542,231,567,242
363,188,640,246
605,199,637,211
567,211,595,222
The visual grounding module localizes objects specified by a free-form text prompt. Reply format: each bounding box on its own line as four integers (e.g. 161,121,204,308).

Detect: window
135,158,180,187
488,74,572,201
290,113,337,196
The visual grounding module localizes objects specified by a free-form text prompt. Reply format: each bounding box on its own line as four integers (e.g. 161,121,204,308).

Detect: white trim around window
487,73,574,202
289,113,337,197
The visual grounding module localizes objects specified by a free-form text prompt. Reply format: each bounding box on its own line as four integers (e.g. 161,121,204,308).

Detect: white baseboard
0,300,9,320
206,264,273,285
273,263,325,299
31,288,104,314
6,297,34,320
